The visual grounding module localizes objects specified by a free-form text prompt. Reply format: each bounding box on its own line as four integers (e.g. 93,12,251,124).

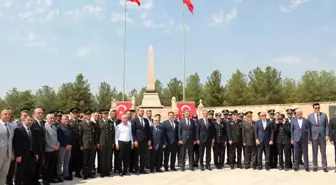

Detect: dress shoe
75,173,82,178
181,167,185,172
64,176,72,181
156,169,163,173
266,166,270,171
171,168,177,171
57,177,63,183
140,170,148,174
237,164,243,169
258,166,262,170
42,180,50,185
294,168,299,172
201,166,205,171
313,167,318,172
50,179,59,183
305,168,310,172
150,170,155,173
208,166,212,171
230,165,234,169
119,173,124,177
124,172,131,176
164,168,169,172
252,166,256,170
83,177,88,180
190,167,195,171
284,168,289,171
323,168,328,173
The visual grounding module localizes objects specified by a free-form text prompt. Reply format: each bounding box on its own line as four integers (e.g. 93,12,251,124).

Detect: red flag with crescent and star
183,0,194,14
116,101,132,119
128,0,141,6
176,102,196,120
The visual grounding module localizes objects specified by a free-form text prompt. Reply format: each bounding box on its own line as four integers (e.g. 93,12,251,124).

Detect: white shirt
262,120,267,130
185,118,190,126
115,122,133,145
314,113,320,124
298,118,303,129
23,123,31,136
169,119,175,129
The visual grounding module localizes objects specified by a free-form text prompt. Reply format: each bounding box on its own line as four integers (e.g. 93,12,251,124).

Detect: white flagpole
122,0,127,101
182,1,186,102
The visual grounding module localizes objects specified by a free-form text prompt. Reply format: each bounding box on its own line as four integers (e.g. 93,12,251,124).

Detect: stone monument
139,45,164,108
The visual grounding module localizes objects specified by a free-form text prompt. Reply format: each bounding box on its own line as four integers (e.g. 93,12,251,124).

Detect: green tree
115,92,128,101
224,69,248,106
318,70,336,101
136,87,146,106
56,83,75,112
282,78,297,103
165,78,183,102
35,85,57,112
96,82,115,109
5,88,35,117
185,73,203,105
203,70,225,106
71,74,95,110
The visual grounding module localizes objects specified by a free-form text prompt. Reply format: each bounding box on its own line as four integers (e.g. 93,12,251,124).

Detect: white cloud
27,32,36,41
46,0,52,7
272,55,320,65
142,20,165,29
4,0,12,8
76,47,91,57
110,12,132,23
45,9,59,21
178,23,190,32
82,5,103,13
210,8,237,26
280,0,310,13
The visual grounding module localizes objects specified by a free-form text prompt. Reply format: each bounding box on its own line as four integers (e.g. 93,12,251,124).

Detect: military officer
225,111,232,165
286,109,294,168
69,107,83,178
227,110,243,169
97,109,115,177
238,112,245,121
213,113,226,169
192,114,200,167
54,111,63,128
242,111,257,169
267,109,278,169
274,114,291,171
79,110,97,179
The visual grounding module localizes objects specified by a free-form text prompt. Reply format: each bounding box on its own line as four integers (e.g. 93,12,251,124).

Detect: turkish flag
183,0,194,14
128,0,141,6
176,102,196,120
116,101,132,119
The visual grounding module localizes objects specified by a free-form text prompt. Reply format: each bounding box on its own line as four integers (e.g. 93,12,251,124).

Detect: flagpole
182,1,186,102
122,0,127,101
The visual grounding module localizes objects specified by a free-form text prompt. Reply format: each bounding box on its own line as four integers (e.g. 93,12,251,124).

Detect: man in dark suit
274,114,291,171
149,116,166,173
109,110,121,173
13,115,40,185
31,108,45,183
329,115,336,172
197,110,214,171
131,108,151,174
255,111,274,171
291,109,311,172
267,109,278,169
178,110,196,171
308,103,329,172
192,114,200,167
162,111,178,171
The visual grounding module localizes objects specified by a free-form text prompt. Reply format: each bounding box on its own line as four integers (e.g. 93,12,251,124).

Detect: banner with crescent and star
116,101,132,119
176,102,196,120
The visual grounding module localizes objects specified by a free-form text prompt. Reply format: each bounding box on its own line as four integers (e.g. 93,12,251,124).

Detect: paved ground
61,144,336,185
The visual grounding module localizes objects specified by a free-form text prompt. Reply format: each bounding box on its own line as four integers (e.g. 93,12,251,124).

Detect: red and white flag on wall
176,102,196,120
116,101,132,119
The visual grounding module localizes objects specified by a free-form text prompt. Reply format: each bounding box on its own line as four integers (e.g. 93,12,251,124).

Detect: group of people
0,102,335,185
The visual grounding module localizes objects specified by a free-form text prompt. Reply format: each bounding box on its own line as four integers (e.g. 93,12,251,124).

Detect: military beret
267,109,275,114
70,107,81,114
83,110,92,115
245,111,253,116
286,109,293,114
208,110,214,115
222,109,229,115
232,110,238,114
215,112,221,117
20,107,30,113
192,114,198,118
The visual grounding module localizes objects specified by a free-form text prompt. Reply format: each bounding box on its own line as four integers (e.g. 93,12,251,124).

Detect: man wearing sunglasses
308,103,329,172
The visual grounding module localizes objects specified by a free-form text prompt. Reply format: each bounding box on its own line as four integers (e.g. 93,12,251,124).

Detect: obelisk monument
140,45,163,108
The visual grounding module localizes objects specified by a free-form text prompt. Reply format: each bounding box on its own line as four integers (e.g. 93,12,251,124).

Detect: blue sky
0,0,335,97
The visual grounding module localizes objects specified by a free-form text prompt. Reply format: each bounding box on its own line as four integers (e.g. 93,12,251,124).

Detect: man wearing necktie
162,111,178,171
131,108,151,175
178,110,196,171
0,110,15,185
197,110,214,171
149,116,166,173
308,103,329,172
31,108,45,183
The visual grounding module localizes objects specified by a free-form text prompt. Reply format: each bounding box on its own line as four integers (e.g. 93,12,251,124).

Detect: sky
0,0,335,97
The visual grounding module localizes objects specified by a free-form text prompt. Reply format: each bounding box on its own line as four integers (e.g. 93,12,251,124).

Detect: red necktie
317,113,320,126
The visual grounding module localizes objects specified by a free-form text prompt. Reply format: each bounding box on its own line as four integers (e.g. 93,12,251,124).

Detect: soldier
79,110,97,179
286,109,294,168
109,110,121,173
274,114,291,171
213,113,226,169
227,110,243,169
267,109,278,169
242,111,257,170
68,107,83,178
221,110,229,121
225,111,232,165
97,109,115,177
54,111,63,128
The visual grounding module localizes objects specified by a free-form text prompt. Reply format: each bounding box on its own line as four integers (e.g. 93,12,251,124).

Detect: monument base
139,92,164,109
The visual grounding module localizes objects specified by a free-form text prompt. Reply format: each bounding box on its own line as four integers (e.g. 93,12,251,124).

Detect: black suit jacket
31,119,45,152
13,126,39,158
178,118,196,144
162,120,178,145
131,117,151,142
329,117,336,142
196,118,214,143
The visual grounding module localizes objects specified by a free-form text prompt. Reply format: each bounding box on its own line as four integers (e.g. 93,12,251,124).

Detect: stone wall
111,97,336,120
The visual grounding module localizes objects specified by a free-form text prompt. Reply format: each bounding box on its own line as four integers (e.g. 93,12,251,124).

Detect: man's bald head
1,109,10,122
33,108,44,120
